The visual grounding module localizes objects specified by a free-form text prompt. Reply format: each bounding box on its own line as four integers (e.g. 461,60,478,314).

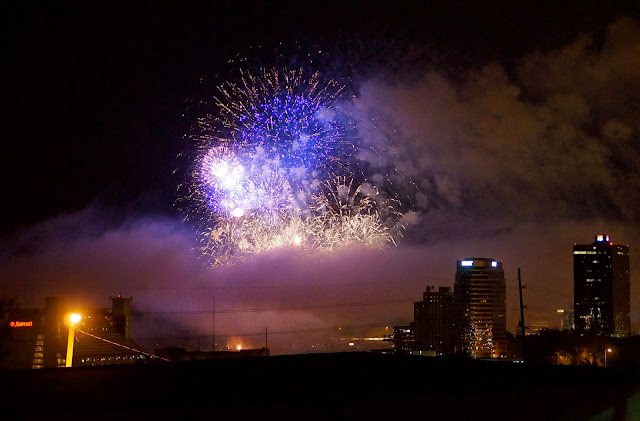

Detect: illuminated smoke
180,66,407,265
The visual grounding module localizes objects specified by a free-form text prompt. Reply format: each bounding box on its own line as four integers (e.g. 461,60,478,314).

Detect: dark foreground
1,352,639,420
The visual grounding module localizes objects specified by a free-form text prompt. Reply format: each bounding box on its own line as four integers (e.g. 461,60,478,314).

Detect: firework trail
181,65,406,265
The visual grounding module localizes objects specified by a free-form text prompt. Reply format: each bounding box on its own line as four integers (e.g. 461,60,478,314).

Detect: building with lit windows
527,320,549,336
1,296,148,369
454,258,507,359
72,296,149,366
573,235,630,337
389,324,415,354
414,286,454,356
557,307,575,331
1,297,68,369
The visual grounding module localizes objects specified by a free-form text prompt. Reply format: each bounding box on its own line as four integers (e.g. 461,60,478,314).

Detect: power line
132,321,409,341
28,281,401,292
76,328,171,362
525,285,572,298
138,297,415,316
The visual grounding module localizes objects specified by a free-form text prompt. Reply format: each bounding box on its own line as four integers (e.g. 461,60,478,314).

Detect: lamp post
604,348,612,367
66,313,82,368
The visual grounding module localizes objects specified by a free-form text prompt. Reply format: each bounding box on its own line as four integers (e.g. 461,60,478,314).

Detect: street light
66,313,82,368
604,348,612,367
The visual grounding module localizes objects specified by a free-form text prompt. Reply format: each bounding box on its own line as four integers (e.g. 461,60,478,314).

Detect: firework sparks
181,65,404,265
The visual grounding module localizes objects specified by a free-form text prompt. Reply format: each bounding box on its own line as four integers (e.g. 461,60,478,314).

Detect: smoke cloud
1,17,639,354
352,17,640,241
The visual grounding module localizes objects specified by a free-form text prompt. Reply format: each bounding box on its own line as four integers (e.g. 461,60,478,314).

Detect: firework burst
181,64,404,265
309,177,396,249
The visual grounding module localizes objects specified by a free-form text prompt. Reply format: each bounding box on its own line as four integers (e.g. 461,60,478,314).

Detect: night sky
3,1,640,354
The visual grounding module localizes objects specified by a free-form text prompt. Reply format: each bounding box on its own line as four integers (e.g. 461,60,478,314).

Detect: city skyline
3,2,640,355
1,235,633,356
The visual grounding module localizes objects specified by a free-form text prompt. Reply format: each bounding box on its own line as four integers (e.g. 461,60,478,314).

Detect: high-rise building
454,258,507,359
573,234,630,337
414,286,454,356
557,307,575,331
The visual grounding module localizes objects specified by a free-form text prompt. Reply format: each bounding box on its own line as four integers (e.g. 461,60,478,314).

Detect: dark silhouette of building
573,234,631,337
1,296,149,369
43,297,67,368
414,286,454,356
454,258,507,359
557,306,575,331
155,346,270,361
72,296,148,366
111,295,132,339
1,306,43,369
389,324,414,354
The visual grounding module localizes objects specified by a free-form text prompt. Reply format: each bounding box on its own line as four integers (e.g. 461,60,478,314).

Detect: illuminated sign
9,321,33,327
460,260,474,267
491,261,498,267
596,235,610,242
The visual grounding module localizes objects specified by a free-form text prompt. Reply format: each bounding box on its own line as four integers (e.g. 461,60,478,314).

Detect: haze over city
3,1,640,356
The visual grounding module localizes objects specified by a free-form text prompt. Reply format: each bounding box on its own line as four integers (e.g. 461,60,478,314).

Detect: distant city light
491,261,498,267
460,260,473,267
9,321,33,327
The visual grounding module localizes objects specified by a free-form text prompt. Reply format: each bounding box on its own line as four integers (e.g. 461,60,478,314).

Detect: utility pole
518,268,527,362
212,293,215,351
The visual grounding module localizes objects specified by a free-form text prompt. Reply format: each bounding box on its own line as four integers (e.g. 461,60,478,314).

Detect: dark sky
4,0,636,231
2,1,640,354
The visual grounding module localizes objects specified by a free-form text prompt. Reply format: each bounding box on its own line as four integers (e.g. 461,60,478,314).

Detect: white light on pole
605,348,612,367
66,313,82,368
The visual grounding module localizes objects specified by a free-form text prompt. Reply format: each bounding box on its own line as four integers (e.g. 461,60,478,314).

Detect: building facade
72,296,149,366
557,307,575,331
414,286,455,356
1,296,148,369
389,324,415,355
454,258,507,359
573,234,631,337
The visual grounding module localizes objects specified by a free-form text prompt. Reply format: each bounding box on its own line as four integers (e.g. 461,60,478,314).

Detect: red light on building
9,321,33,328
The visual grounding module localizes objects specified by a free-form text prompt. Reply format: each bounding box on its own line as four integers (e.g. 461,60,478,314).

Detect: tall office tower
573,234,630,337
111,295,132,339
414,286,455,356
454,258,507,359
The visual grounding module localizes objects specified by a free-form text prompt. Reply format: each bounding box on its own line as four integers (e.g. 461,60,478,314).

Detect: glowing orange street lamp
605,348,612,367
66,313,82,368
